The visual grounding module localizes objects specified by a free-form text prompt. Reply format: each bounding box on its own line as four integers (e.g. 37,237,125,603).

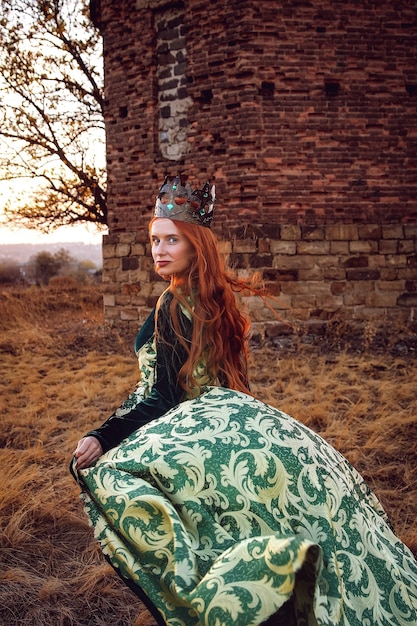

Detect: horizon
0,181,106,246
0,223,106,246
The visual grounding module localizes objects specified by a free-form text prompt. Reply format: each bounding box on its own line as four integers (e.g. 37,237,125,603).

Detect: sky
0,222,105,245
0,180,106,245
0,3,107,248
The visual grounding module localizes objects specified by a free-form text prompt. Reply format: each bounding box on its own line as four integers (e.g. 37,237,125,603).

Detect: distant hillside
0,242,102,267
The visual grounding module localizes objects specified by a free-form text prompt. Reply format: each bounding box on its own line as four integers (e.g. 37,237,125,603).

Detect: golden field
0,280,416,626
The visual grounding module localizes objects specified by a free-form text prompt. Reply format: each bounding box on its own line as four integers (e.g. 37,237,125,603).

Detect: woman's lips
156,261,170,267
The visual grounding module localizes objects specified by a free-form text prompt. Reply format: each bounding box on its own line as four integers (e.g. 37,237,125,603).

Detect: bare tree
0,0,107,231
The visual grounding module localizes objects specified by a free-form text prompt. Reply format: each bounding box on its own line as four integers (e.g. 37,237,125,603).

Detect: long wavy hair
149,217,261,396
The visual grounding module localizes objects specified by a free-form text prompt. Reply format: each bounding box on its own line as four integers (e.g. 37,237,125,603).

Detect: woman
72,176,417,626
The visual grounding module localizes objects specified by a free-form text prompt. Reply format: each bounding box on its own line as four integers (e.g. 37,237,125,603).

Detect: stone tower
90,0,417,336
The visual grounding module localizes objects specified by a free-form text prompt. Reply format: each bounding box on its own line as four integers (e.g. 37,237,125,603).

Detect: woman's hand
73,436,103,469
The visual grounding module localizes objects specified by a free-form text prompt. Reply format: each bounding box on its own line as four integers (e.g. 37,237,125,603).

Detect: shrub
0,261,24,285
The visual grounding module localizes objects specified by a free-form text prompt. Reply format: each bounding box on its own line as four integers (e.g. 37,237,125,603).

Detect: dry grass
0,281,416,625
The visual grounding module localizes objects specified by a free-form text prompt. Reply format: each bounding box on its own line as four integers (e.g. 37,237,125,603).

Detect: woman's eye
169,237,178,243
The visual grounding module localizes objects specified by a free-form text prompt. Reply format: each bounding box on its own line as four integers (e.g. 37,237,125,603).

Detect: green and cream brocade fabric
76,383,417,625
111,335,158,416
113,299,216,415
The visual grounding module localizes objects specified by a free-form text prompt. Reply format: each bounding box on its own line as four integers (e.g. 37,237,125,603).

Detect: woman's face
151,218,195,280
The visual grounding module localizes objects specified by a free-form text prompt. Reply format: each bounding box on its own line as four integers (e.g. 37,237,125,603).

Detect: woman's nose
154,241,166,256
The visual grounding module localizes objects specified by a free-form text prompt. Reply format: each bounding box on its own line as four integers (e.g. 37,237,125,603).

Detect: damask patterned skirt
73,387,417,626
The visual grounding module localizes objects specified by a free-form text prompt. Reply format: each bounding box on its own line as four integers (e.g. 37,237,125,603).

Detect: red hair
149,217,259,396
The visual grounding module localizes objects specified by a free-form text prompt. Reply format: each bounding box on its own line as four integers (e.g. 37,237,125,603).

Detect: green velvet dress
72,296,417,626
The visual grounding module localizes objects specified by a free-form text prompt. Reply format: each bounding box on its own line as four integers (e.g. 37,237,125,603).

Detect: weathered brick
115,294,133,305
115,243,131,257
102,244,116,258
349,241,378,254
377,280,405,292
368,256,387,269
140,257,154,271
346,268,380,281
398,268,417,280
264,281,281,296
292,295,316,309
380,268,398,280
398,293,417,306
404,225,417,239
259,224,282,239
249,254,273,268
324,267,346,280
131,244,146,256
103,294,115,307
92,0,417,328
280,225,301,240
122,282,141,295
358,224,381,240
405,280,417,292
342,256,368,268
386,255,407,267
273,255,315,270
281,281,331,296
343,290,367,306
331,282,346,296
131,295,149,307
120,308,140,321
229,253,249,270
257,239,271,253
297,241,330,255
217,240,232,254
300,226,325,240
382,225,404,239
298,268,324,281
352,307,387,319
122,257,139,271
366,292,399,307
315,294,344,309
104,307,120,320
103,258,120,270
330,241,349,255
399,240,415,254
263,269,298,281
326,225,359,241
270,240,297,255
118,232,136,244
233,239,257,253
264,322,295,338
379,240,398,254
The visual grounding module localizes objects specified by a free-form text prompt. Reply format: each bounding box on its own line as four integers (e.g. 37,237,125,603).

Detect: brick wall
91,0,417,334
102,222,417,336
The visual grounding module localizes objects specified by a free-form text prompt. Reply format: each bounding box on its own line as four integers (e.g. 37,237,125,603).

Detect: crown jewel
154,175,215,228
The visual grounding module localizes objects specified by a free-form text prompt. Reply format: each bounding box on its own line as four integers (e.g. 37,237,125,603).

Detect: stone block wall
90,0,417,335
102,222,417,336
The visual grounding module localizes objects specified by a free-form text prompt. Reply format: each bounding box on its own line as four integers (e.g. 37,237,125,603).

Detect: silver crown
154,175,215,228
